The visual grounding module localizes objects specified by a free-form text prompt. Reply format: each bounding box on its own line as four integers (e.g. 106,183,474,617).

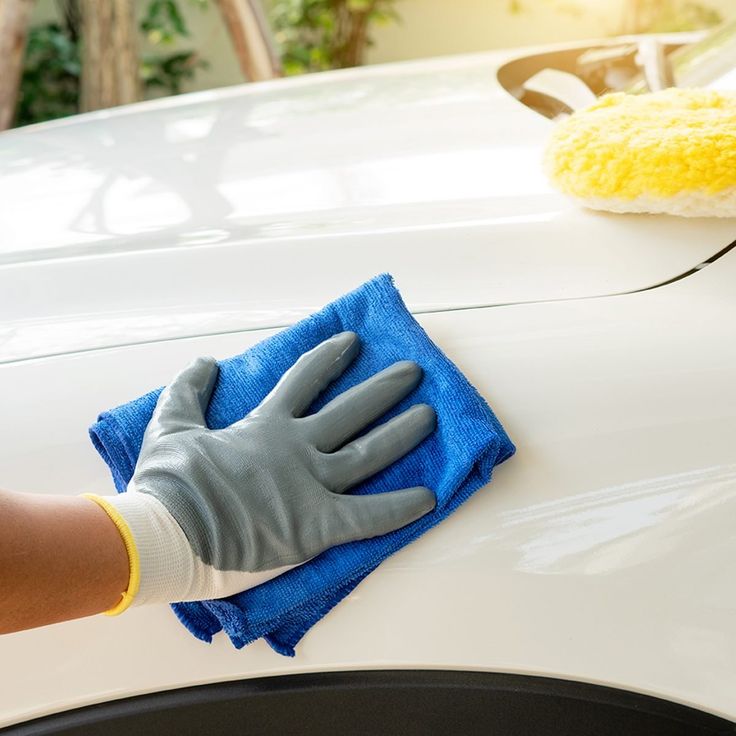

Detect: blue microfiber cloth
90,273,515,656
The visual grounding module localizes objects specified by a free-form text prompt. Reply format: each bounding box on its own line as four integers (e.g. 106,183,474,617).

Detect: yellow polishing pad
544,88,736,217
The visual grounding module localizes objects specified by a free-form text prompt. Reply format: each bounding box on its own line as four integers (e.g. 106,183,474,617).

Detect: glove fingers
329,486,436,545
306,360,423,452
262,331,359,417
323,404,436,492
149,356,219,436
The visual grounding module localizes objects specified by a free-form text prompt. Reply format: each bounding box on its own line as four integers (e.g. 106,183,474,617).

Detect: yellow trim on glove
82,493,141,616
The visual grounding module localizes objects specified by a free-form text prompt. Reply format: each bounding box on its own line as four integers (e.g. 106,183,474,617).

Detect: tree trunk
217,0,281,82
341,1,377,68
0,0,34,130
331,0,378,69
80,0,140,112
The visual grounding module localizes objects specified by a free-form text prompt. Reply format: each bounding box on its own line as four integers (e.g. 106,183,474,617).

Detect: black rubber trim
3,670,734,735
624,237,736,293
4,236,735,367
417,237,736,317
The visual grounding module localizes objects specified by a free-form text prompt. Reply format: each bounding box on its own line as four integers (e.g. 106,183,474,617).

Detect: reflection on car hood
1,48,734,362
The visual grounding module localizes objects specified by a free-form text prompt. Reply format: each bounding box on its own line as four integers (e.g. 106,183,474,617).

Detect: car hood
1,47,734,362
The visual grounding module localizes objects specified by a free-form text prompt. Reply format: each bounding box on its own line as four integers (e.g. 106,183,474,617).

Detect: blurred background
2,0,735,130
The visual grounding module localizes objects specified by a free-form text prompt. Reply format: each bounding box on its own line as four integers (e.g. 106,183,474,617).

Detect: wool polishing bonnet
544,88,736,217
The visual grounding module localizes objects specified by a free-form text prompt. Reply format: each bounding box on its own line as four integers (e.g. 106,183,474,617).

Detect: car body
0,29,735,734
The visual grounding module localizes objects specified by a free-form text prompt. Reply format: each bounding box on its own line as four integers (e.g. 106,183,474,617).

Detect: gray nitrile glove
90,331,436,608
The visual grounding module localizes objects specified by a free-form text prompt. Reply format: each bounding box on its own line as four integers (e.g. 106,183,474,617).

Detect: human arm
1,332,436,632
0,490,129,634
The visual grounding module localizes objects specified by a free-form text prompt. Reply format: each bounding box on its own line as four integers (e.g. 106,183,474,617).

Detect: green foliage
268,0,402,75
506,0,722,34
141,0,209,95
16,0,209,127
639,1,722,32
17,21,81,126
141,51,208,95
141,0,191,44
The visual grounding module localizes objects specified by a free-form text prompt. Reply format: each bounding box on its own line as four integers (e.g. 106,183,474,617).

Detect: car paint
1,47,734,364
0,39,735,728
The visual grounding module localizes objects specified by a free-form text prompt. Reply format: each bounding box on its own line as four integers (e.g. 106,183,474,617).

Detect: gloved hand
86,331,436,612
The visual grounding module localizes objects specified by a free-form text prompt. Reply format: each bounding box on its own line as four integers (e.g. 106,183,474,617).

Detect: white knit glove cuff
100,486,296,607
103,490,196,606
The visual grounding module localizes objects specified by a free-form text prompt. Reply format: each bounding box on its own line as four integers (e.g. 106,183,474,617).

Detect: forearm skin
0,490,129,634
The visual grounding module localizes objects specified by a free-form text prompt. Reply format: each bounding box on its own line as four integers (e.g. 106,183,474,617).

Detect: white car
0,25,734,735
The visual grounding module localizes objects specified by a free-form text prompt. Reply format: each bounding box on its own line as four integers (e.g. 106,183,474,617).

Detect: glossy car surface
0,32,734,730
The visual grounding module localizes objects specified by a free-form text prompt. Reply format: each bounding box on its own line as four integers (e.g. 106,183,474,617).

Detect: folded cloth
90,273,515,656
